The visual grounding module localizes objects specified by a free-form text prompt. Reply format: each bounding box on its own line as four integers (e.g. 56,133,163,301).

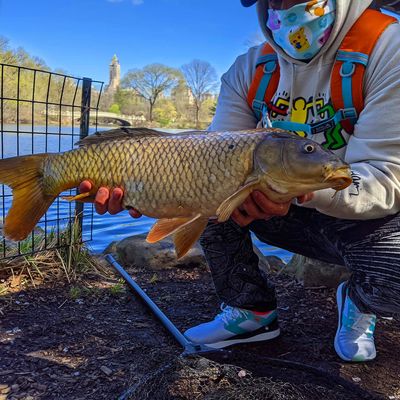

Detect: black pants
199,206,400,316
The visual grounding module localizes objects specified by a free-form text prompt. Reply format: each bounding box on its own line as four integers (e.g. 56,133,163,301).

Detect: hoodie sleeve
208,46,261,131
302,23,400,220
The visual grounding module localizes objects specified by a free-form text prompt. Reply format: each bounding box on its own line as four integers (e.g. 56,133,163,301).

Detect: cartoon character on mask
289,26,311,51
318,25,332,46
268,9,281,30
267,0,336,60
306,0,329,17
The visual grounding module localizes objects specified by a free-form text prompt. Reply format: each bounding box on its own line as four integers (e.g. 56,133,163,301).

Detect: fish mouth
323,166,352,190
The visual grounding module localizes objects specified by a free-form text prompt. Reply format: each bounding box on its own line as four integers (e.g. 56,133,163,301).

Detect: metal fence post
76,77,92,233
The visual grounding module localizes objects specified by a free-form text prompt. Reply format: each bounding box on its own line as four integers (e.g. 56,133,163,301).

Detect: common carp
0,127,351,258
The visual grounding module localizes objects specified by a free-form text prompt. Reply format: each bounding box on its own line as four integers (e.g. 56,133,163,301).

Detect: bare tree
181,60,218,128
122,64,181,122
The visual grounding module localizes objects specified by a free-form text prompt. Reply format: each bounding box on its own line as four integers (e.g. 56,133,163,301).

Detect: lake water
0,125,293,263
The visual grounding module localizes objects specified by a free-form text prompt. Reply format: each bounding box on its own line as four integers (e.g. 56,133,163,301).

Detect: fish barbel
0,127,352,258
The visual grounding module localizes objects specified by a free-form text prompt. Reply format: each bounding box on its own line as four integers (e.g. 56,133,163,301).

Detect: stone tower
108,54,120,93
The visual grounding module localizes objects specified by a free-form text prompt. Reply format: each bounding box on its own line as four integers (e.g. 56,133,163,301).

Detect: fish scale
0,127,352,257
111,133,258,218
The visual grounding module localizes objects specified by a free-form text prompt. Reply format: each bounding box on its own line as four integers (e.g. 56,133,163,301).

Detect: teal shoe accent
218,306,250,335
184,304,280,349
334,282,377,362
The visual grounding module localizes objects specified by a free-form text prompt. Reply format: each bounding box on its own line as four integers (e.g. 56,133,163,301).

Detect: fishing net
124,355,382,400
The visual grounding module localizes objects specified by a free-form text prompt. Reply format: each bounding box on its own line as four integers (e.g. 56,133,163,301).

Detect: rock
238,370,247,378
254,246,271,273
263,255,286,273
113,233,206,269
111,233,274,273
103,241,118,255
285,254,350,288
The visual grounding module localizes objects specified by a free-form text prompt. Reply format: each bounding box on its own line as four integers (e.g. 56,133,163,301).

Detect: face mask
267,0,336,60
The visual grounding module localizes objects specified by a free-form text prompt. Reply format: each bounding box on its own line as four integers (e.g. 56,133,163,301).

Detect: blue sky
0,0,262,84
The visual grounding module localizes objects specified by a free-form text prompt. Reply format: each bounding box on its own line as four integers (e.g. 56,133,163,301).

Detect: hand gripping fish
0,128,352,258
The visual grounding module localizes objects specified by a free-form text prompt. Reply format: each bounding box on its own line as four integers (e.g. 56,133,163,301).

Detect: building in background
106,54,120,94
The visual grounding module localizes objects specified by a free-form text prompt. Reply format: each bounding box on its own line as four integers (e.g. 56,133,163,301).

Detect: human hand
231,190,314,227
78,180,142,218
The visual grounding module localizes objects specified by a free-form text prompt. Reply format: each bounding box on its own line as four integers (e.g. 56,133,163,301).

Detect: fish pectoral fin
173,216,208,259
62,192,96,202
216,179,260,223
146,214,202,243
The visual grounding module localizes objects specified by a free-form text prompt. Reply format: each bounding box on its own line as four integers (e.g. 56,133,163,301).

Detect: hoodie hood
257,0,374,65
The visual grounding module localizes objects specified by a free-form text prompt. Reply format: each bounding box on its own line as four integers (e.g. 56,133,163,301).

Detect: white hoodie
210,0,400,220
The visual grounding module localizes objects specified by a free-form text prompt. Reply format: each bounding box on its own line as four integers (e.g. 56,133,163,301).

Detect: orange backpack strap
331,9,397,134
247,43,280,122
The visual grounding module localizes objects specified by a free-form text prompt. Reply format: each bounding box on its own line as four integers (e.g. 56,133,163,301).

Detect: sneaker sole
334,282,351,361
203,328,281,349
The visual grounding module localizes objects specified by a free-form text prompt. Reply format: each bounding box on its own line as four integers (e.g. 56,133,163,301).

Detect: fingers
96,187,124,215
94,187,110,215
241,196,270,220
251,191,290,216
231,209,255,227
297,192,314,204
80,183,140,217
108,188,124,215
128,208,142,219
231,191,292,227
79,180,92,193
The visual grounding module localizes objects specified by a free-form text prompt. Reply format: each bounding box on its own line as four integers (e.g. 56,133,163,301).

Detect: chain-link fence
0,63,104,259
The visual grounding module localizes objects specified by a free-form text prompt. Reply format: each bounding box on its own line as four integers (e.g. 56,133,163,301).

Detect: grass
149,273,158,284
69,286,82,300
109,279,125,297
0,217,110,295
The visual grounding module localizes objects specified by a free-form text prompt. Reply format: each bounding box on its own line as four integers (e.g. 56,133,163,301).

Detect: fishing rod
105,254,216,356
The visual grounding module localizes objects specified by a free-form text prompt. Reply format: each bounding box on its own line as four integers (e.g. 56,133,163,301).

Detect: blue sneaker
184,305,280,349
334,282,377,362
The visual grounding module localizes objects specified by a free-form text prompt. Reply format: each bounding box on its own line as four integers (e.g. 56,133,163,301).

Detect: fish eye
303,143,315,153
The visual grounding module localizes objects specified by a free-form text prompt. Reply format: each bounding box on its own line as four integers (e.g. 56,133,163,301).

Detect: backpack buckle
339,108,358,120
263,60,277,74
252,99,265,112
340,62,356,77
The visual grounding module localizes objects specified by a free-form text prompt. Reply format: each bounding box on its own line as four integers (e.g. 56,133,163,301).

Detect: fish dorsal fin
216,179,260,223
177,130,208,136
146,214,202,244
173,216,208,259
76,128,208,146
76,127,168,146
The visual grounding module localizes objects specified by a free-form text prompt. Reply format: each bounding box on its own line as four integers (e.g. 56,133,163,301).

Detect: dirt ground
0,255,399,400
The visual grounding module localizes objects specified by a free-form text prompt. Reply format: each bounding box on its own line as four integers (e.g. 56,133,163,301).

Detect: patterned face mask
267,0,336,60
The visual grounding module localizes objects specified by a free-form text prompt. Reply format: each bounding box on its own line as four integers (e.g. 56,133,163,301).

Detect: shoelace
215,304,247,325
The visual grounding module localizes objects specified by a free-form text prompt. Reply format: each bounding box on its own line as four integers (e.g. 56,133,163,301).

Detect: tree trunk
195,103,200,129
149,101,154,122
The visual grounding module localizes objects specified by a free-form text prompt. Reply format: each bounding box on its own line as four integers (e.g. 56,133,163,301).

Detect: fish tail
0,154,56,241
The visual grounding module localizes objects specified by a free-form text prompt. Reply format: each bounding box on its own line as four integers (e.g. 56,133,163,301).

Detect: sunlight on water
1,125,293,263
